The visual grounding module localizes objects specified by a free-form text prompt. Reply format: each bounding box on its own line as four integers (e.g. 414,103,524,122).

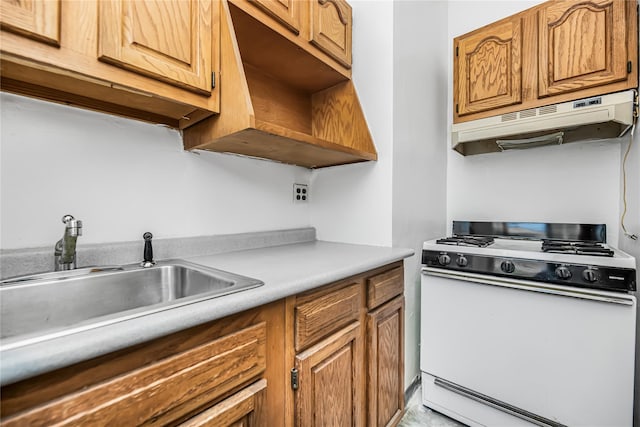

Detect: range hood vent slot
539,105,557,115
452,90,637,156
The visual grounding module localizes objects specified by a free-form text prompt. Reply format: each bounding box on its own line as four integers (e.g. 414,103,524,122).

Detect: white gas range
420,221,637,427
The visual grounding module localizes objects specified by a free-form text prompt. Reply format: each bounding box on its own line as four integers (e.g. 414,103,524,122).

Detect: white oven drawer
420,270,636,427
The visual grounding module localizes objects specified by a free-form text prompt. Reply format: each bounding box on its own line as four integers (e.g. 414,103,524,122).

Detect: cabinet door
249,0,301,34
538,0,628,98
180,379,267,427
98,0,213,95
0,0,60,45
295,322,364,427
367,297,404,427
309,0,352,68
455,18,522,116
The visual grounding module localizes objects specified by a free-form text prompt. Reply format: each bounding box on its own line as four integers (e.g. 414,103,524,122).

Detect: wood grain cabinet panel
367,264,404,310
0,0,60,46
295,280,362,351
98,0,213,95
1,323,266,427
538,0,628,97
248,0,301,34
455,17,523,116
295,322,364,427
367,297,405,427
310,0,352,68
180,379,267,427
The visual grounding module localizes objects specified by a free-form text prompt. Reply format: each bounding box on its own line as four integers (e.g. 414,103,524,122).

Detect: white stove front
420,265,637,426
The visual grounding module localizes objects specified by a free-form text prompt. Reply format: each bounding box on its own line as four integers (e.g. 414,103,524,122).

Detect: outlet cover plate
293,184,309,203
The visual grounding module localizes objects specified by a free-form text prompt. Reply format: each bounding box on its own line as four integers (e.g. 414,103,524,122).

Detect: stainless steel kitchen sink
0,260,263,349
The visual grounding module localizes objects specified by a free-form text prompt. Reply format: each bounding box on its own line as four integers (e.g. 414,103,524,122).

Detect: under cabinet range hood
452,90,638,156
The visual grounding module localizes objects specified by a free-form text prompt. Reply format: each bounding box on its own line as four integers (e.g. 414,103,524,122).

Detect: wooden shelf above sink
183,1,377,169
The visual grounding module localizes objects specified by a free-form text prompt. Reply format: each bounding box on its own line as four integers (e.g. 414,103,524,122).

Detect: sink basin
0,260,263,349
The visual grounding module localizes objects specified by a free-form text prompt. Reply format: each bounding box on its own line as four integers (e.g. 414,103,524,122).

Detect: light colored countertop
0,240,413,386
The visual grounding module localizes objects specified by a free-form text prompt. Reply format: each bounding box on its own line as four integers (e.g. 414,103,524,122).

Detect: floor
398,384,467,427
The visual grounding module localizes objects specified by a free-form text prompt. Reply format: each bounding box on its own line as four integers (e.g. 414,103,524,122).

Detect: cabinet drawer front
367,265,403,309
180,379,267,427
2,323,267,427
538,0,628,97
295,281,362,351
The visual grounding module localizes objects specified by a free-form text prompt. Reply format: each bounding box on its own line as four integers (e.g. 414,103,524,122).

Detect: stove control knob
456,255,468,267
438,254,451,266
582,268,597,283
500,260,515,274
555,266,572,280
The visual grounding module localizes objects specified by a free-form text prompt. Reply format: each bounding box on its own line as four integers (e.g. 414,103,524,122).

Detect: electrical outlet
293,184,309,203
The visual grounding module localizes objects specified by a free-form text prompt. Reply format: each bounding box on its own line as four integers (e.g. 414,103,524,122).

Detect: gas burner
436,236,495,248
541,240,614,257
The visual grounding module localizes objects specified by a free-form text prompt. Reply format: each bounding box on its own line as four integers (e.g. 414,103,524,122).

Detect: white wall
392,0,448,388
310,0,395,247
0,93,312,249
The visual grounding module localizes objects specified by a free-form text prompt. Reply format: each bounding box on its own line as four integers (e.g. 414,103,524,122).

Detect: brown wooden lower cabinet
367,296,405,427
290,261,405,427
295,322,364,427
0,261,405,427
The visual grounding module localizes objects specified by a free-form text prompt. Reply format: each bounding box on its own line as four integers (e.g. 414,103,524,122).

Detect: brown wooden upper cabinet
249,0,301,34
0,0,61,46
184,0,375,168
538,0,629,97
453,0,638,123
98,0,213,95
310,0,353,69
1,0,220,129
455,17,523,116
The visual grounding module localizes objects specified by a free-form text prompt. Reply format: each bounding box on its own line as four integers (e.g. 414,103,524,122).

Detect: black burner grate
541,240,614,257
436,236,495,248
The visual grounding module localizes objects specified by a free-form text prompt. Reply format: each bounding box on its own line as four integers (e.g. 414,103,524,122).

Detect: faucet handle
141,232,155,268
62,214,82,236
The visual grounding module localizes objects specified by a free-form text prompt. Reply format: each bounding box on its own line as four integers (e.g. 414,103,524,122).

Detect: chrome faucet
54,215,83,271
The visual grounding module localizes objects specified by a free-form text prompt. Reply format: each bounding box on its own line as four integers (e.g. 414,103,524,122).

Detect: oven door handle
421,267,635,306
433,377,568,427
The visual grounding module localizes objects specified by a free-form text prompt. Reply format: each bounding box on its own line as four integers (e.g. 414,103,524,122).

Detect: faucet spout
54,215,83,271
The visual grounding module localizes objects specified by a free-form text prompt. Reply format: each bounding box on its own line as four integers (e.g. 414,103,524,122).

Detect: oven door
420,267,636,427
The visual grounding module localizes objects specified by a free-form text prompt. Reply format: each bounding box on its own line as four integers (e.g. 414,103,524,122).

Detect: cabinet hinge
211,71,216,89
456,104,459,114
456,46,459,57
627,61,632,74
291,368,299,390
